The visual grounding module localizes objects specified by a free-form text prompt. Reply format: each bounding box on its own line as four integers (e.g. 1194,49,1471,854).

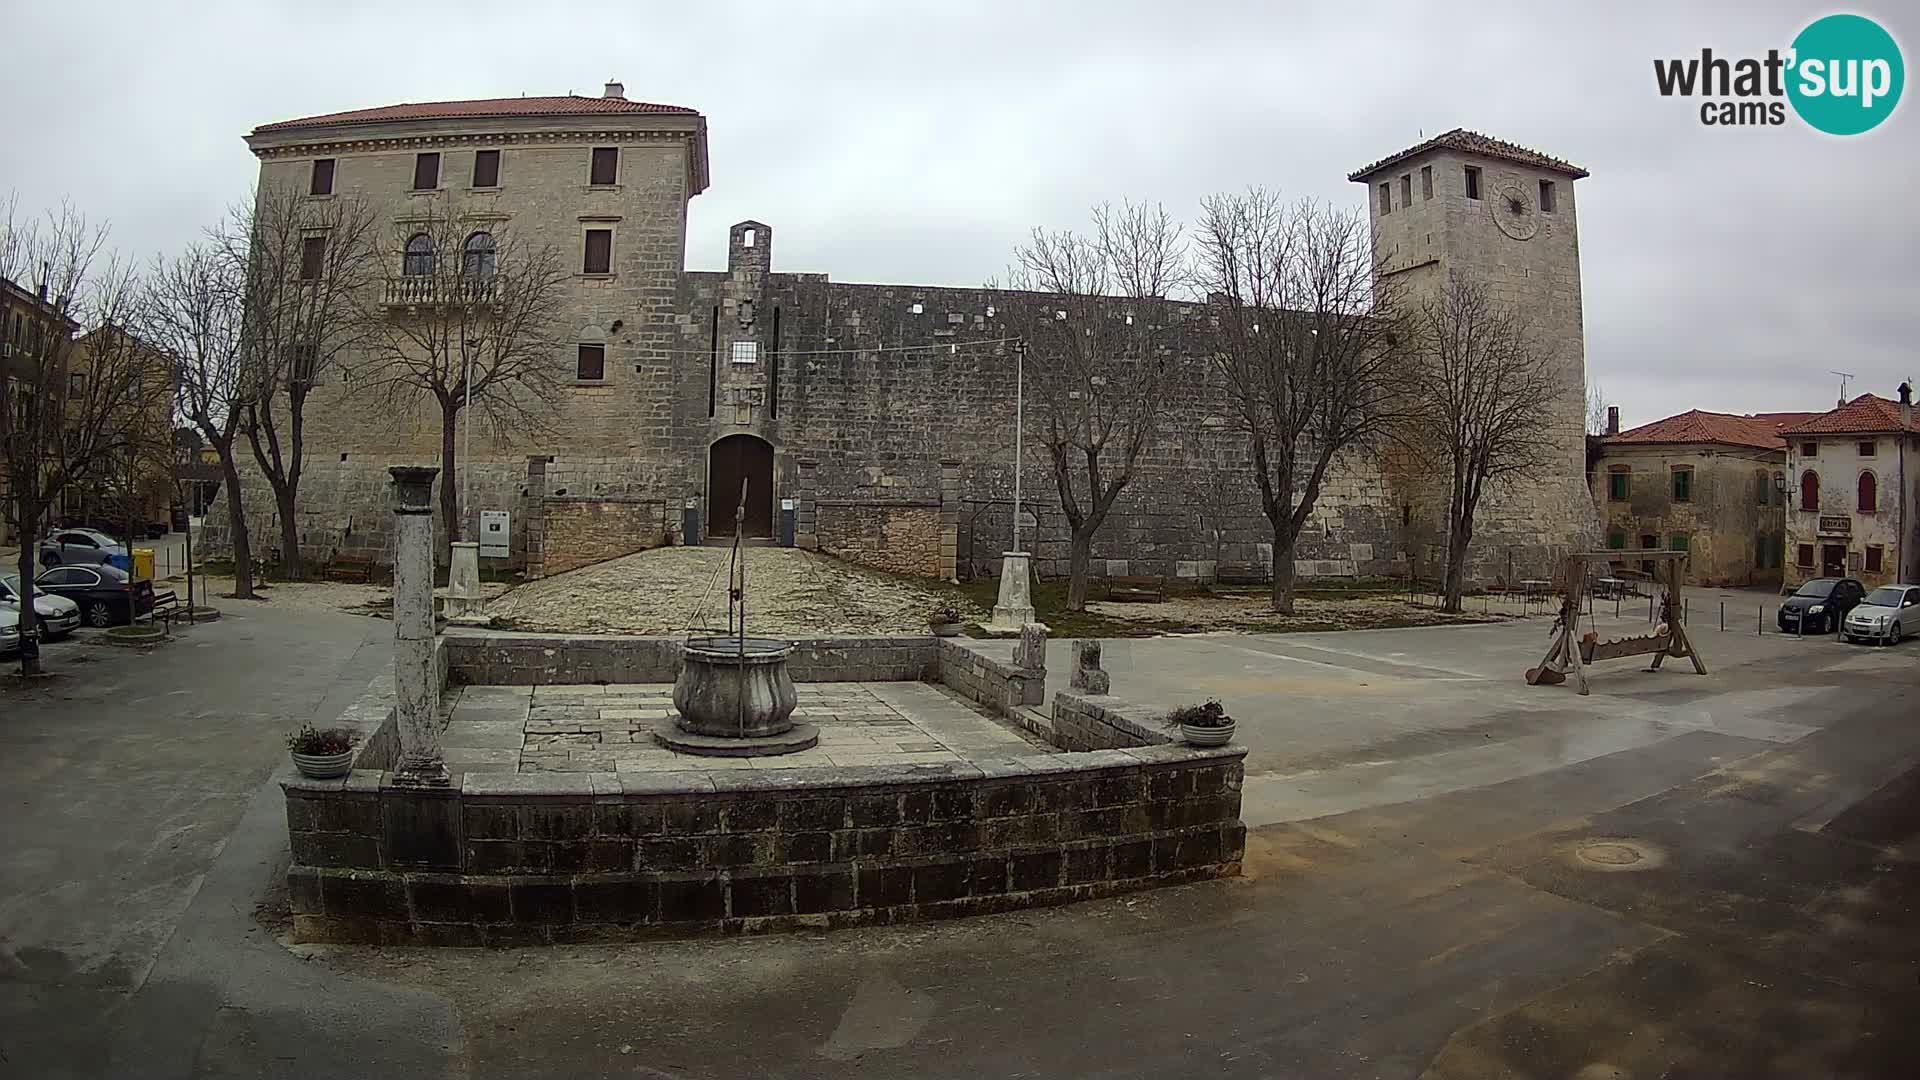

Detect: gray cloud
2,0,1912,426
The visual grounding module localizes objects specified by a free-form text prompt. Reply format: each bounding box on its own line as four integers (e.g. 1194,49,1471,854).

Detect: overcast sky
2,0,1912,427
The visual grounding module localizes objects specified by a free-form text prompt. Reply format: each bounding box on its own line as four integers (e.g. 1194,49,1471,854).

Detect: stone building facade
1781,391,1920,590
1588,409,1817,587
212,94,1598,586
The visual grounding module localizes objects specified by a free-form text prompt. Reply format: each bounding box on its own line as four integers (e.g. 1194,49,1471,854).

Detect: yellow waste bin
133,548,155,581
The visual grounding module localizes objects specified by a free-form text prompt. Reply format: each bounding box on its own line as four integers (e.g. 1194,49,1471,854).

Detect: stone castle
216,83,1598,583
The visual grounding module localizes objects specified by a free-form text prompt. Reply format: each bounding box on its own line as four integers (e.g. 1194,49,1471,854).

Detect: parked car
0,575,83,639
1777,577,1867,635
1,608,18,656
1841,584,1920,645
32,564,155,627
39,528,128,568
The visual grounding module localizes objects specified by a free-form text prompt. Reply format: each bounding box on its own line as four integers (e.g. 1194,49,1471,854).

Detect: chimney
602,80,625,100
1605,405,1619,436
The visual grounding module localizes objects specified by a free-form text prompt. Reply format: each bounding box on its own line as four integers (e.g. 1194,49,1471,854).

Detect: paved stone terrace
438,681,1052,776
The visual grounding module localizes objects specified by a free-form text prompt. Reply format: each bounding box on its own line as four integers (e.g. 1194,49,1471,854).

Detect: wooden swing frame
1525,550,1708,696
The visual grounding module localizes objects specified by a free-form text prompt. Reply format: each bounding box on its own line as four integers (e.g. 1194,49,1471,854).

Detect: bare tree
222,184,381,577
996,202,1187,611
1196,190,1409,613
358,199,570,547
142,241,257,598
1403,272,1569,612
1586,375,1609,436
1,198,156,673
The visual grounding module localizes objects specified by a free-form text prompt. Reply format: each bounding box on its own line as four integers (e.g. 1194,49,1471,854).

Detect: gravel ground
161,573,510,618
486,547,975,636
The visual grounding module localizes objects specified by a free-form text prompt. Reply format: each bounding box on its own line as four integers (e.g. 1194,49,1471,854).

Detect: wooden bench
148,589,182,630
324,552,377,583
1103,574,1167,602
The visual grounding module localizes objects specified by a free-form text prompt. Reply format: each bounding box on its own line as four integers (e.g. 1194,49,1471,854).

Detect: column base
987,551,1036,632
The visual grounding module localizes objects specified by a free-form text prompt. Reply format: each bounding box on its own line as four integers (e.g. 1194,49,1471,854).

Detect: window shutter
583,230,612,274
590,147,619,186
473,150,500,188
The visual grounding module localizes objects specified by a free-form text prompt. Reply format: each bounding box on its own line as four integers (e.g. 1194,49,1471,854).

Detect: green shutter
1607,532,1626,549
1670,534,1689,552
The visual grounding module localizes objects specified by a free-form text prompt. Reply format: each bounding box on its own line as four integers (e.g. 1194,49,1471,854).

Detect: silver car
0,574,83,639
39,528,127,568
0,608,18,655
1841,584,1920,645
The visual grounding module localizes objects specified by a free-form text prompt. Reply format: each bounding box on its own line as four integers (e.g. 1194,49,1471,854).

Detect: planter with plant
927,603,965,637
287,723,357,779
1163,699,1236,746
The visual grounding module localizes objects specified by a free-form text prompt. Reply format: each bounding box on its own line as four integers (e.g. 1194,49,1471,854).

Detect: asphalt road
2,602,1916,1078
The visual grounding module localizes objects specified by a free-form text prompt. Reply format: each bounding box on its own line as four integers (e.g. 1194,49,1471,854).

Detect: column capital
389,466,440,514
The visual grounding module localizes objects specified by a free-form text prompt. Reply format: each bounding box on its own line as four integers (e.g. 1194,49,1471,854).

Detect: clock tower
1349,129,1598,579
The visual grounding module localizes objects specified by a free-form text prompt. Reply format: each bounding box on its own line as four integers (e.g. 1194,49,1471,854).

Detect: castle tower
1349,129,1599,578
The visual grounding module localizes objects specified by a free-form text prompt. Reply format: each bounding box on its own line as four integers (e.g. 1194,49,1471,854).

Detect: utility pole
1901,381,1914,582
1012,340,1025,553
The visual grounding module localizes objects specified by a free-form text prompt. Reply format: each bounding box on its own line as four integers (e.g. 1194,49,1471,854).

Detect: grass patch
949,577,1200,638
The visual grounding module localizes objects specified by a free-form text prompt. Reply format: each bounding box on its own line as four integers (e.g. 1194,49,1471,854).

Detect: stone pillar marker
988,552,1034,632
1013,622,1047,672
1070,639,1110,695
389,465,448,789
446,541,484,622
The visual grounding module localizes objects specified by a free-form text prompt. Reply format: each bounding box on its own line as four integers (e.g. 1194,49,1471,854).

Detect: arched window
1858,471,1878,513
1800,469,1820,511
402,233,434,276
462,232,496,276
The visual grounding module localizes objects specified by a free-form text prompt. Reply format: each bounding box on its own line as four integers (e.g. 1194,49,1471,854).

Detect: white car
0,574,83,640
1841,584,1920,645
0,608,18,655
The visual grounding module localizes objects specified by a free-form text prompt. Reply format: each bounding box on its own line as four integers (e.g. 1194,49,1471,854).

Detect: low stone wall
816,499,942,577
285,745,1244,944
933,637,1043,720
443,632,938,685
1050,691,1169,751
539,497,667,577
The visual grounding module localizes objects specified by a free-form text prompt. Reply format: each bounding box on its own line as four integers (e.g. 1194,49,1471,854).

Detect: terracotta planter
1180,720,1236,747
291,748,354,779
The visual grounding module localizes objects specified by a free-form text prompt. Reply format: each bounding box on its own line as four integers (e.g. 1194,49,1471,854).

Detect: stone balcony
381,274,500,308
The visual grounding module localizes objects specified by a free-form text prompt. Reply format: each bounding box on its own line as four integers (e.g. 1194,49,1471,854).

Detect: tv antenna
1829,369,1855,404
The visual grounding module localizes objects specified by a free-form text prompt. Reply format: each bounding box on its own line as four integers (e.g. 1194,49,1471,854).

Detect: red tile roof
1348,128,1589,182
1602,409,1823,451
253,95,698,134
1779,393,1920,436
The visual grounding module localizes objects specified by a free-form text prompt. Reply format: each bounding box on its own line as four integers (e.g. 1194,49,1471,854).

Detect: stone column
524,455,551,580
1070,639,1110,694
938,459,960,582
389,465,448,789
988,552,1035,632
446,541,483,621
795,459,819,551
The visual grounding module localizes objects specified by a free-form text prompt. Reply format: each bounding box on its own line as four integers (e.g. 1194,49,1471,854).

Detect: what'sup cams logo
1655,13,1903,134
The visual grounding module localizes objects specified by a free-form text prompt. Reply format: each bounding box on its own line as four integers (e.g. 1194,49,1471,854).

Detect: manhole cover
1577,842,1642,866
1569,838,1664,872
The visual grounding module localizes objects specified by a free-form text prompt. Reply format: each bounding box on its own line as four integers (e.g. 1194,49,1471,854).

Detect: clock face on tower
1491,180,1539,241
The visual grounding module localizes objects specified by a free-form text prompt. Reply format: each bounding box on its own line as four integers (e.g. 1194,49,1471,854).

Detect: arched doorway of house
708,434,775,538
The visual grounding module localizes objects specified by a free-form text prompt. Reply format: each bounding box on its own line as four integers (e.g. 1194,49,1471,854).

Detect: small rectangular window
576,344,605,381
1670,534,1689,552
299,235,326,281
412,152,440,191
1671,467,1692,503
1608,469,1629,502
1378,183,1391,214
1865,545,1883,573
1857,440,1875,456
731,341,759,365
310,159,335,196
1401,174,1412,206
1607,532,1626,549
1640,534,1657,550
472,150,500,188
590,147,619,186
1464,165,1481,200
583,229,612,274
1538,179,1556,212
1801,441,1817,457
1797,543,1815,568
1421,165,1433,199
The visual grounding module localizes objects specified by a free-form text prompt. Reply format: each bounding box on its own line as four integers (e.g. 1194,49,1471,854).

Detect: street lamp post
446,338,485,622
989,339,1036,632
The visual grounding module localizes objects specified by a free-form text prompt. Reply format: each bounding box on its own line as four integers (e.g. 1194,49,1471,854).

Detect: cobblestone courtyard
439,681,1049,777
484,547,973,635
